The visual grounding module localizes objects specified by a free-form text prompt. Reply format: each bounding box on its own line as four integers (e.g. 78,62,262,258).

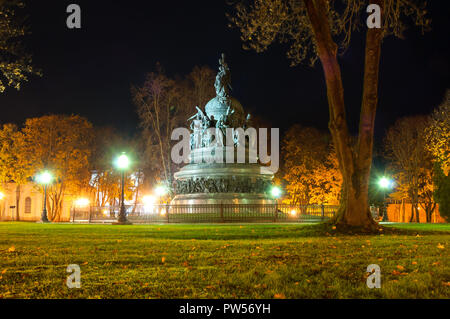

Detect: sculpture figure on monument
215,114,227,147
214,53,232,103
188,107,203,149
243,113,251,129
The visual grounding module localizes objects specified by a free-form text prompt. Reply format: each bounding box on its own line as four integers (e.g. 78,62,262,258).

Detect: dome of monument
204,96,245,125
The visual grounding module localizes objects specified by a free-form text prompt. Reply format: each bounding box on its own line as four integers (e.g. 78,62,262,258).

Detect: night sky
0,0,449,145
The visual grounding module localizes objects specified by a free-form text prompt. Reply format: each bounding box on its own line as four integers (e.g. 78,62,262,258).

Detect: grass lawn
0,222,448,299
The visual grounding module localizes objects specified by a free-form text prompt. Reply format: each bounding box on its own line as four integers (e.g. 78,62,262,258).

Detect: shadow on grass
1,221,448,241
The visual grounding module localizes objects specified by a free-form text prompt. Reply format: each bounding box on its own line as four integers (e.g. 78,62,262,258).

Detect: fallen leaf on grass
161,257,166,263
396,265,405,271
274,293,286,299
437,243,445,249
8,246,15,252
392,270,408,276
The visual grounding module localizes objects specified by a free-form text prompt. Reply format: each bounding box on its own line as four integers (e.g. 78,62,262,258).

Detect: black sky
0,0,449,143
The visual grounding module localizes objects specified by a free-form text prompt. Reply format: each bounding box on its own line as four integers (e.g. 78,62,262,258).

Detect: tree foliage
384,115,436,222
20,115,94,221
0,123,31,185
0,0,40,92
229,0,429,66
433,163,450,221
426,89,450,176
281,125,342,205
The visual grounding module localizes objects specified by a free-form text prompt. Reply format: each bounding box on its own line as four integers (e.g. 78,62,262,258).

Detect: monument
171,54,275,206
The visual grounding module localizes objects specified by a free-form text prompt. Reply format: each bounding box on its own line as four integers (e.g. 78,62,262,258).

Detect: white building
0,182,72,222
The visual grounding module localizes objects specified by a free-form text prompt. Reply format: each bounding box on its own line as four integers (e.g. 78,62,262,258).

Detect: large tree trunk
304,0,381,230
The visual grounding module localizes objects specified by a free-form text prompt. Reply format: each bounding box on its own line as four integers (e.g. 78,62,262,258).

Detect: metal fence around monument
70,204,338,224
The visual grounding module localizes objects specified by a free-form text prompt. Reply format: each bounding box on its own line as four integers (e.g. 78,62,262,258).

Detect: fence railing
70,204,338,224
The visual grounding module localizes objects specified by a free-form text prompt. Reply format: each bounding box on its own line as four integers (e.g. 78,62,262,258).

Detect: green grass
0,222,449,299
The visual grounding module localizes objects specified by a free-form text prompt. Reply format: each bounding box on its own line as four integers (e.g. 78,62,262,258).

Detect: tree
281,125,342,205
427,89,450,175
427,91,450,221
186,65,216,109
20,115,93,221
433,163,450,221
133,66,184,192
89,126,122,207
384,116,436,223
0,123,32,220
0,0,40,92
229,0,430,230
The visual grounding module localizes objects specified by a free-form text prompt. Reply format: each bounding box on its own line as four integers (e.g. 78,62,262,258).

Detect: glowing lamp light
115,154,130,170
0,192,4,200
290,209,297,216
142,195,156,206
74,198,90,207
378,177,392,189
37,171,53,185
155,185,167,197
271,186,282,198
103,209,109,216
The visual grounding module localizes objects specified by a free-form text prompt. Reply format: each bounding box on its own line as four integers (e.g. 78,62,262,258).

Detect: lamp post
37,171,52,223
114,153,131,224
271,186,282,221
378,176,392,222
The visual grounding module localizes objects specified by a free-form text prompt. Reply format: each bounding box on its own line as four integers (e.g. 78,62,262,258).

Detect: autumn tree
229,0,430,230
433,163,450,221
426,90,450,220
0,123,32,219
427,90,450,175
88,126,141,211
20,115,93,221
281,125,342,205
0,0,40,92
384,116,436,223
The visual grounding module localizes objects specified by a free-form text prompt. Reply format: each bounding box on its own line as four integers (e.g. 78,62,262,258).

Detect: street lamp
378,176,393,222
271,186,282,199
271,186,282,221
37,171,53,223
114,153,131,224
